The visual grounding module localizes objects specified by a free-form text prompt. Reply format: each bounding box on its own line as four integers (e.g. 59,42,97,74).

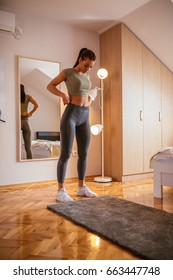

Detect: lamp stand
94,79,112,183
94,176,112,183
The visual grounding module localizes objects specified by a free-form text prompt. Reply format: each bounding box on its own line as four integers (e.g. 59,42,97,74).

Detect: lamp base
94,176,112,183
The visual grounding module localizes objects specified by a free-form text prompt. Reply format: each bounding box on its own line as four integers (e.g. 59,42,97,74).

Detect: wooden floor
0,177,173,260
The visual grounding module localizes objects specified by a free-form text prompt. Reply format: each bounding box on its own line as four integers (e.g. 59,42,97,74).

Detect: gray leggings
21,117,32,159
57,103,90,184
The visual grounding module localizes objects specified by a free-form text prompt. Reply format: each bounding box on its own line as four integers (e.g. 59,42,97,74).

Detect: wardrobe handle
159,112,162,122
140,110,143,121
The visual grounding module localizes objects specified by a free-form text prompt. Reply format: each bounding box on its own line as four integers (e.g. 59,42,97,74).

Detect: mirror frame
17,56,61,162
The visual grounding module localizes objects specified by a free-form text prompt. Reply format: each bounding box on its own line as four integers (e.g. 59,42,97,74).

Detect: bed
21,131,61,159
150,147,173,198
31,131,60,159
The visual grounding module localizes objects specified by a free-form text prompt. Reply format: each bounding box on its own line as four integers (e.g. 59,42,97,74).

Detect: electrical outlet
72,150,78,156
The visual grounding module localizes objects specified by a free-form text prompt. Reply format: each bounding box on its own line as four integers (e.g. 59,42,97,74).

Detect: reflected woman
20,84,39,159
47,48,97,202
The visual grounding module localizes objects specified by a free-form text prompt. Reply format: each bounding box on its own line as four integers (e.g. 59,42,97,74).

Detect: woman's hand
62,94,70,105
27,112,33,118
88,95,93,106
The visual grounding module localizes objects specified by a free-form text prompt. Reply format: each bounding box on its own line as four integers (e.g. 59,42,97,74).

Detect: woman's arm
47,70,70,105
27,96,39,117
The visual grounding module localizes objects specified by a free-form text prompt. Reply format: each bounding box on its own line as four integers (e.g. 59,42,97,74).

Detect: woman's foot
56,188,73,202
77,185,96,197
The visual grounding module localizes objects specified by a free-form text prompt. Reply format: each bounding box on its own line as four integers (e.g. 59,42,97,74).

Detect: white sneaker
56,189,73,202
77,185,97,197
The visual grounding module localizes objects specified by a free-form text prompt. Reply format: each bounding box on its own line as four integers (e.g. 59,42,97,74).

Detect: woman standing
21,84,39,159
47,48,97,202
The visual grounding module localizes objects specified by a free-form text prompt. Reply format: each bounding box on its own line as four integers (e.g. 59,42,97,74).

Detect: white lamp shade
97,68,108,80
91,124,103,135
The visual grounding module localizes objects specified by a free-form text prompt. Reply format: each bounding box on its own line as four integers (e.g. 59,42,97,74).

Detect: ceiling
1,0,173,72
0,0,151,32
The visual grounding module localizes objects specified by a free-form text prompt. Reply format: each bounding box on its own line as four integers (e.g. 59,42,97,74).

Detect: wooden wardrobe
100,23,173,182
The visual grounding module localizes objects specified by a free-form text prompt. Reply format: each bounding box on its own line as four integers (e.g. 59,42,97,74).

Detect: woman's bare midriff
21,112,28,116
70,95,90,107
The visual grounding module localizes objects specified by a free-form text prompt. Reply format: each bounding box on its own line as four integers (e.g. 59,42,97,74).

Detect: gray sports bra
64,68,91,97
21,94,31,113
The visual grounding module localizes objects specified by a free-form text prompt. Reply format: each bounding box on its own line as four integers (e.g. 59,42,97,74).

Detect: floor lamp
91,68,112,183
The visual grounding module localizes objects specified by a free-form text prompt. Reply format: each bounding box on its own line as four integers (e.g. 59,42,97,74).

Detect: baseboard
122,172,153,182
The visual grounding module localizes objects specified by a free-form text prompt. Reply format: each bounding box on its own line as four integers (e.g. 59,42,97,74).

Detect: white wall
0,12,101,186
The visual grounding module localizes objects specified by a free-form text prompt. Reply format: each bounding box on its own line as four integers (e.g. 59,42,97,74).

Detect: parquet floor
0,177,173,260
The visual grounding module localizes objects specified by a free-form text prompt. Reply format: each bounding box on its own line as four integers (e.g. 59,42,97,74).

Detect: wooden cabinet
143,45,162,172
121,24,143,175
161,64,173,147
100,23,173,181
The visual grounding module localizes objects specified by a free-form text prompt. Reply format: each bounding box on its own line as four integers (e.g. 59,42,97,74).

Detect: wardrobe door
161,65,173,147
122,25,143,175
100,24,123,181
143,46,162,172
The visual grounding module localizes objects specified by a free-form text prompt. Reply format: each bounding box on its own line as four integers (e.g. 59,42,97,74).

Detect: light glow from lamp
91,124,103,135
97,68,108,80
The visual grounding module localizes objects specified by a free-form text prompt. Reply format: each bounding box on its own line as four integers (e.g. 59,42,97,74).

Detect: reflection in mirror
18,56,61,161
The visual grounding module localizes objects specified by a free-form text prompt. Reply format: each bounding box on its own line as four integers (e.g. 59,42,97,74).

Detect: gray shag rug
47,196,173,259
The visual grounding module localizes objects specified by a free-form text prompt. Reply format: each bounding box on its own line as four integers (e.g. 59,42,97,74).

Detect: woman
47,48,97,202
20,84,39,159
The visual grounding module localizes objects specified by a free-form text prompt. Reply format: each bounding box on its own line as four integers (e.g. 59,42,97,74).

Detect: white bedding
31,139,60,158
150,147,173,198
150,147,173,167
21,139,60,159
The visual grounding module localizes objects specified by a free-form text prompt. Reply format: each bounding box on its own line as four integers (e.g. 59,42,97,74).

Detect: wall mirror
18,56,61,161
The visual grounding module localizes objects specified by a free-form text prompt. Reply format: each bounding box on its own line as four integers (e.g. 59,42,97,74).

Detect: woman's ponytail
73,48,96,67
